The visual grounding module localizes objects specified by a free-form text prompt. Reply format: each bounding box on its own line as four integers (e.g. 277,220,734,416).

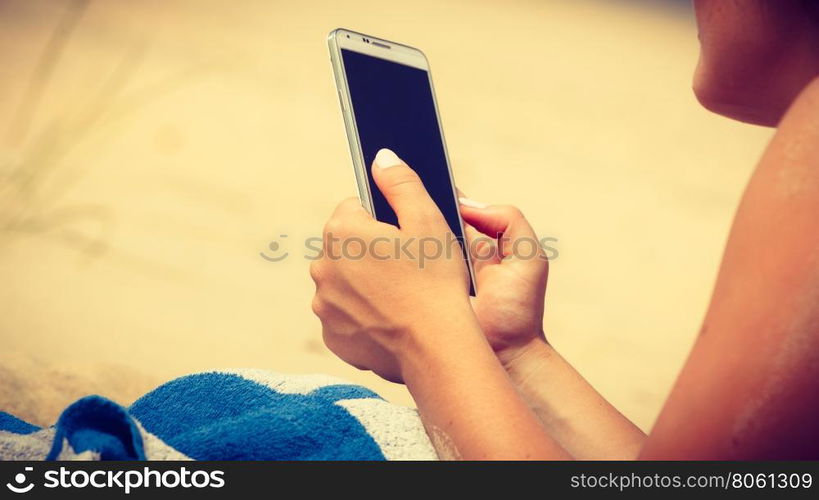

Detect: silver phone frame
327,27,477,293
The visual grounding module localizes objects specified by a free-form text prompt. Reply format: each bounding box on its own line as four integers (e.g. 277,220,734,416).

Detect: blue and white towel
0,370,437,460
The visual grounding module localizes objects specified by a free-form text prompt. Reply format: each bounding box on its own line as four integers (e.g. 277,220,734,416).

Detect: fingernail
375,148,403,169
459,197,487,209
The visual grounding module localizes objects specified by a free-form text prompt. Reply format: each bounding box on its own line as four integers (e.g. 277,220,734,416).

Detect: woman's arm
640,77,819,460
310,149,569,460
450,75,819,458
460,77,819,459
501,339,645,459
458,201,644,459
400,310,570,460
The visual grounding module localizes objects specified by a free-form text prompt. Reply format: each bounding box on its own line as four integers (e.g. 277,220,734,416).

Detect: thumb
458,200,546,268
370,148,442,229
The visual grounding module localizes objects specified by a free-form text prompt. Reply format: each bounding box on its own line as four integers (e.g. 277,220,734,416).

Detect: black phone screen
341,48,473,290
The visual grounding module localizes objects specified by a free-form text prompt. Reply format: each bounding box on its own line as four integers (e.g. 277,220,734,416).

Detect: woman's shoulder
642,80,819,459
765,75,819,178
736,76,819,245
718,75,819,323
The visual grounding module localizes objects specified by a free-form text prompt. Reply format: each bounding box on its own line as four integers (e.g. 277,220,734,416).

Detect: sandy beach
0,0,772,431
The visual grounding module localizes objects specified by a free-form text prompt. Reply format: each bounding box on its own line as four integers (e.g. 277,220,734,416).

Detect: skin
311,159,569,459
692,0,819,126
310,0,819,459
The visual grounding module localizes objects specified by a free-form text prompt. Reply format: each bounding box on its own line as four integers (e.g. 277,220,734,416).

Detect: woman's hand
459,198,646,459
310,149,573,459
310,148,474,383
310,149,569,459
457,198,550,366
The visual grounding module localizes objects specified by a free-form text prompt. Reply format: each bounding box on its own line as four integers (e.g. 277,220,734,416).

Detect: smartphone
327,28,476,294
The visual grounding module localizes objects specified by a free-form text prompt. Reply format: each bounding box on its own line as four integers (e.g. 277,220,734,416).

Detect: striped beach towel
0,370,436,460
